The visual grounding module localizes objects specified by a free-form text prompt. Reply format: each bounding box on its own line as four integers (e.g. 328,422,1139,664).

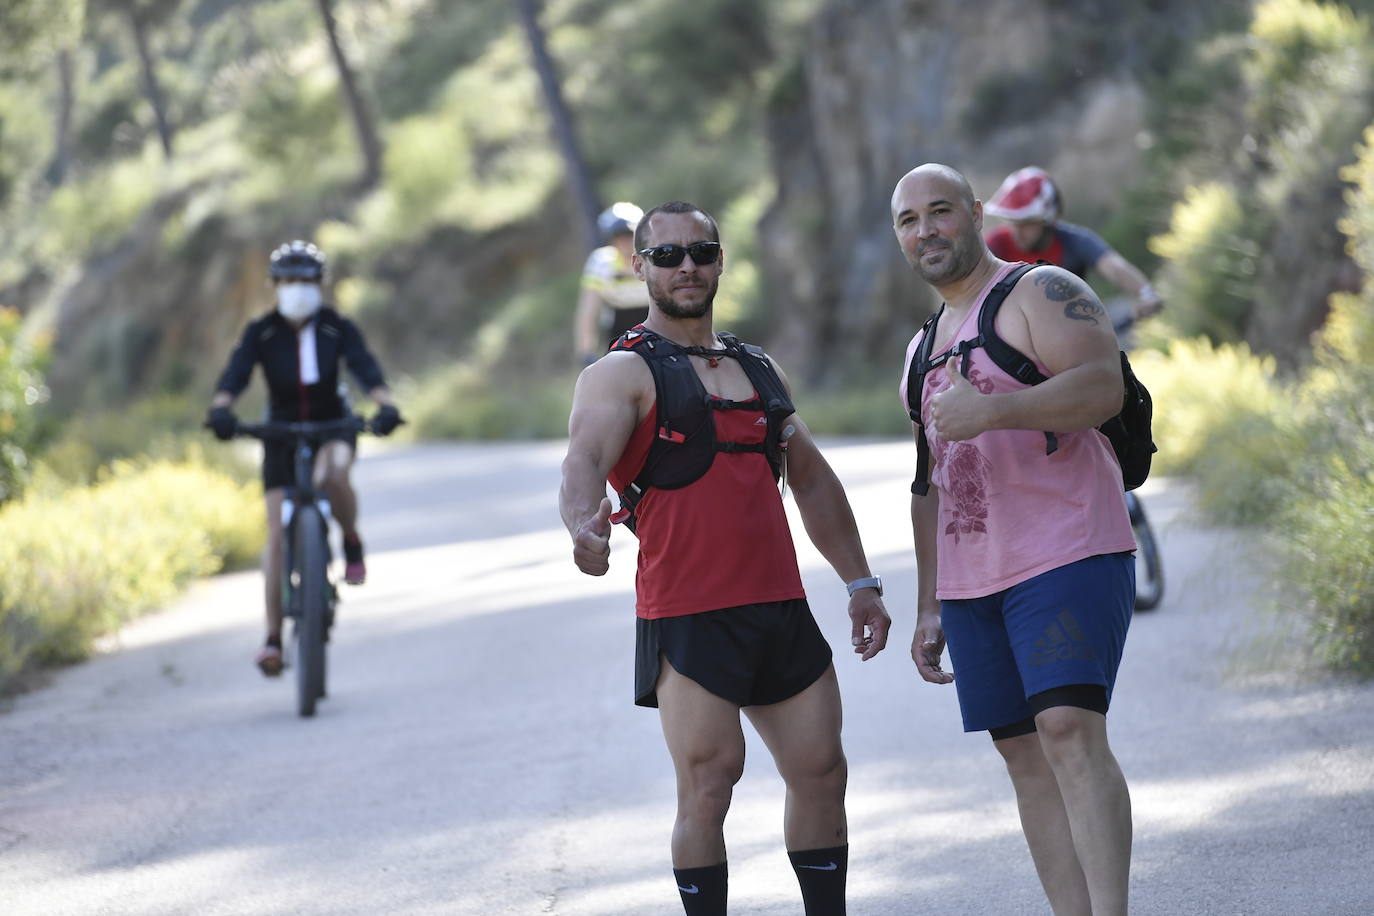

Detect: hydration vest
905,262,1155,496
609,326,795,534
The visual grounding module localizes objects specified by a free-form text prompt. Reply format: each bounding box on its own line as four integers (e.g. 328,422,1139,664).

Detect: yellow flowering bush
0,458,263,688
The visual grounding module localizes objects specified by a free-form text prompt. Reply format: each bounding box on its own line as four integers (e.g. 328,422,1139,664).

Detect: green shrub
0,457,263,690
36,392,255,487
0,306,51,504
406,363,573,440
793,383,910,438
1148,183,1259,343
1284,442,1374,676
1129,335,1285,476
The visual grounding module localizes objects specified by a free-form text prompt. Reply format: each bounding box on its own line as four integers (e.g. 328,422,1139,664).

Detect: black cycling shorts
634,598,833,708
261,432,356,491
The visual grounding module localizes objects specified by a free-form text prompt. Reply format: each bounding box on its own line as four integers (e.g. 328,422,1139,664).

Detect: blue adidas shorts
941,552,1134,733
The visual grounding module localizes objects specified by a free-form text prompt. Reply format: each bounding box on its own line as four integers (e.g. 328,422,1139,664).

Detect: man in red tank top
561,201,891,916
891,164,1136,916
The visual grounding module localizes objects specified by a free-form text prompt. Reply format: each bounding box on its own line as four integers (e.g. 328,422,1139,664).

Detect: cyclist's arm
574,286,603,363
337,316,388,393
213,322,260,406
367,385,396,409
1094,250,1163,317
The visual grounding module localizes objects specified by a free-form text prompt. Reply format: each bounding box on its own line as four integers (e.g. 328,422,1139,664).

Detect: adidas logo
754,417,768,425
1028,610,1099,666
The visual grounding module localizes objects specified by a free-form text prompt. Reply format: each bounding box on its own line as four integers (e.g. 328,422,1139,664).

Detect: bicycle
235,415,370,716
1111,308,1165,611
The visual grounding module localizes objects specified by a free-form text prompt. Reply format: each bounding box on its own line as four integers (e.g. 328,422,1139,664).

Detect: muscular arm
1094,250,1163,318
773,363,890,659
559,354,646,574
930,266,1122,440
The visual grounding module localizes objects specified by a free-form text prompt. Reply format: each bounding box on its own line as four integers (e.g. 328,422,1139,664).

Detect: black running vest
609,327,795,533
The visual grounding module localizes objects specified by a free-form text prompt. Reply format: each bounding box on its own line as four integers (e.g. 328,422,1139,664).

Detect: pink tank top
899,264,1136,599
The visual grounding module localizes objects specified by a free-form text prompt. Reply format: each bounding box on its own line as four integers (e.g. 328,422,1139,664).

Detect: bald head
891,163,975,218
891,162,988,287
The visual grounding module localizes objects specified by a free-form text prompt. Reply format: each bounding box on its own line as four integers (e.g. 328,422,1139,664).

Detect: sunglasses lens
687,242,720,265
647,246,686,267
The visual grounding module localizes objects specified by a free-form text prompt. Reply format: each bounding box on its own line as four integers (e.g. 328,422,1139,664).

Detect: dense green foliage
1138,0,1374,358
0,456,263,690
0,308,51,503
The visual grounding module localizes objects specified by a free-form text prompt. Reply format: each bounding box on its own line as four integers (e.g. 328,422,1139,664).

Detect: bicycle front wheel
292,503,329,717
1129,493,1165,611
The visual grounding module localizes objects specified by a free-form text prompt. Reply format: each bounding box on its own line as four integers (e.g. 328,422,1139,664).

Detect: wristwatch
846,576,883,597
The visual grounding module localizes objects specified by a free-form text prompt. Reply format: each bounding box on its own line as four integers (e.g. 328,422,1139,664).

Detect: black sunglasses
638,241,721,268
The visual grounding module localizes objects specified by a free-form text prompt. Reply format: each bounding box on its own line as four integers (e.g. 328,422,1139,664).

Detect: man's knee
677,753,744,824
779,742,847,799
1033,706,1108,768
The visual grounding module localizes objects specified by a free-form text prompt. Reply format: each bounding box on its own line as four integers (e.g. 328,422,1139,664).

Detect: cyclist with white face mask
206,240,402,676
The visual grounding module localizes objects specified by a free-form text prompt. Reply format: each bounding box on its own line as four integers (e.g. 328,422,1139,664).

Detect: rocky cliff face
757,0,1197,384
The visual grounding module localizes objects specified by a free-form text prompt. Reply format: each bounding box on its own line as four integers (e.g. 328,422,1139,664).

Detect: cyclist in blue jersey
985,166,1163,320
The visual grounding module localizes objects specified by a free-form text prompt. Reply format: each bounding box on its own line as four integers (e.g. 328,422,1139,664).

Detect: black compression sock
789,844,848,915
673,862,727,915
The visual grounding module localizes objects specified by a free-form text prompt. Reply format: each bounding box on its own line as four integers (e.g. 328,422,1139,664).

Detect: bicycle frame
234,416,366,714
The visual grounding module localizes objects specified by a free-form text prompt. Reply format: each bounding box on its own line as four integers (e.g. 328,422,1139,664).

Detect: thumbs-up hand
573,497,614,576
929,357,987,442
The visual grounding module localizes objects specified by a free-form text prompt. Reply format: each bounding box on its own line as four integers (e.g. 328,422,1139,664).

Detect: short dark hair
634,201,720,251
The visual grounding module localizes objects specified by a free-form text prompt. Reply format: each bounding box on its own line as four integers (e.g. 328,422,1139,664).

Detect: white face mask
277,283,322,322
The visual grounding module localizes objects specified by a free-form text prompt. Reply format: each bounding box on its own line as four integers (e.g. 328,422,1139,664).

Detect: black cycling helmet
268,240,326,281
597,202,643,242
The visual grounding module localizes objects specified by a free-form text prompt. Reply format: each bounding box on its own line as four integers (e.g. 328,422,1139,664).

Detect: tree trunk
515,0,600,252
46,46,75,185
127,10,173,159
315,0,383,191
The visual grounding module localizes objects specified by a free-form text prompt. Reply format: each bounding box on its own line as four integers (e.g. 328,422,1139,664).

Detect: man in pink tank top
560,201,891,916
891,164,1137,916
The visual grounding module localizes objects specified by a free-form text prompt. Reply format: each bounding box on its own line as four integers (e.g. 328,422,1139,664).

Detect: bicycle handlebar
233,415,371,441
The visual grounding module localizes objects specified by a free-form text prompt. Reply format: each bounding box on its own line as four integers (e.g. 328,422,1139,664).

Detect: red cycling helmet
985,167,1061,222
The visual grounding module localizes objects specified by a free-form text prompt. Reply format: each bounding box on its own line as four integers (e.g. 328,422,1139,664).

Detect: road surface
2,440,1371,914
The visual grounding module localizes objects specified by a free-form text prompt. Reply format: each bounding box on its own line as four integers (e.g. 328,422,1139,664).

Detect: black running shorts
634,598,833,708
261,432,356,491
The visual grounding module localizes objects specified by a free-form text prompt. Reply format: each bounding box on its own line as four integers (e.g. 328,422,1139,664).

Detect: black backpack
905,262,1156,496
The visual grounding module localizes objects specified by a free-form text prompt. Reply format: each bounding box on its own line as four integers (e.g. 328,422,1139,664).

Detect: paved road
2,440,1371,915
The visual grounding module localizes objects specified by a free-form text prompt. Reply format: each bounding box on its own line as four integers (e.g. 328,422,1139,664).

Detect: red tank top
609,399,806,619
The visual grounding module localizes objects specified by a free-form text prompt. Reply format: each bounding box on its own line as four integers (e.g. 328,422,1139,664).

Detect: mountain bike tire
1131,501,1165,611
293,504,329,717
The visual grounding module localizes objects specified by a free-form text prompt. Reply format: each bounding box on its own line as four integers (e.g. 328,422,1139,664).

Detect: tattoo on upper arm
1034,273,1104,325
1035,274,1084,302
1064,297,1104,325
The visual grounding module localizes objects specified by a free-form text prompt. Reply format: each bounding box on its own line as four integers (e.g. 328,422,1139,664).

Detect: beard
651,281,715,319
914,230,979,285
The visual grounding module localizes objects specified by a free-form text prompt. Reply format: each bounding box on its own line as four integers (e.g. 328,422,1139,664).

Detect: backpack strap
721,333,795,481
974,262,1060,456
905,307,944,496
